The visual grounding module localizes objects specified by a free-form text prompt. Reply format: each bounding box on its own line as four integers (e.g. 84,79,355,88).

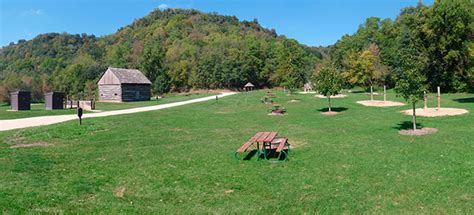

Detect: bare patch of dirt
224,189,234,194
399,127,438,136
315,94,347,99
268,112,285,116
320,111,340,115
357,100,405,107
289,139,307,148
5,134,26,145
402,108,468,117
91,128,110,135
288,99,300,103
114,186,126,198
10,141,52,149
215,111,235,114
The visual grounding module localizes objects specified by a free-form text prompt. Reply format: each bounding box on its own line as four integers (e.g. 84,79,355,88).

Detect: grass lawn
0,90,472,213
0,93,215,120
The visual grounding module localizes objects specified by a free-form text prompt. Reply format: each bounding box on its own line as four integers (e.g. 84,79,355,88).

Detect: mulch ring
399,127,438,136
320,111,339,115
268,112,286,116
402,108,469,117
357,100,405,107
315,94,347,99
288,99,301,103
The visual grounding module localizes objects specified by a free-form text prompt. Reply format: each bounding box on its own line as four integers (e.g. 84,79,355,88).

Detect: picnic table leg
234,152,241,160
257,142,261,160
282,143,290,161
281,150,289,161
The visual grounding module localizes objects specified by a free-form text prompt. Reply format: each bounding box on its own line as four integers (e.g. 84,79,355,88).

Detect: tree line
329,0,473,93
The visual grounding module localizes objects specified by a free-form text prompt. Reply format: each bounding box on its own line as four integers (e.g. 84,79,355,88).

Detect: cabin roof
98,67,151,85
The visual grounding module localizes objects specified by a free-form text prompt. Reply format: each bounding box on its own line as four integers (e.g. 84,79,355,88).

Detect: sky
0,0,434,47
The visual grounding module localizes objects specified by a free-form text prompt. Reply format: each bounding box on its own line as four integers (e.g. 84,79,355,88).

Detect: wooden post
424,91,427,110
383,85,386,102
437,86,441,111
370,86,374,101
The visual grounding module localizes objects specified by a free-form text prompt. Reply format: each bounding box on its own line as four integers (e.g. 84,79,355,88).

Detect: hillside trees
331,0,473,92
343,43,388,98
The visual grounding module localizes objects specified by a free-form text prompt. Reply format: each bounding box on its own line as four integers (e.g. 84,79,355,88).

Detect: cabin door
135,91,140,100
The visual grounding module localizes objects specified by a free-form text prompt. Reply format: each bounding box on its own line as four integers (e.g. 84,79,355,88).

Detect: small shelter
244,82,255,91
98,67,152,102
10,91,31,111
45,92,65,110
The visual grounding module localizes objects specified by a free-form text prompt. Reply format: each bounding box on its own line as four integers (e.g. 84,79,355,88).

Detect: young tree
313,65,343,113
394,68,426,131
394,27,428,131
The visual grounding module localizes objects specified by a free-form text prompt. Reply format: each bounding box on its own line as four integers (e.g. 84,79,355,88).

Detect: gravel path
0,92,237,131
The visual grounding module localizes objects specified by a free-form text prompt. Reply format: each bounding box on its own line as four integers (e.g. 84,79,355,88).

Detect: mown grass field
0,92,214,120
0,90,472,213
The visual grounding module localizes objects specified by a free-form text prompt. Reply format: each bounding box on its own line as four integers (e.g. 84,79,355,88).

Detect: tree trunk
412,103,417,131
328,96,332,112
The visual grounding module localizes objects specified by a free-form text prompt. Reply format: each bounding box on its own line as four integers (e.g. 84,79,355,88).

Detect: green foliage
394,69,427,104
153,72,171,95
331,0,473,92
313,65,343,97
394,22,428,105
343,44,388,89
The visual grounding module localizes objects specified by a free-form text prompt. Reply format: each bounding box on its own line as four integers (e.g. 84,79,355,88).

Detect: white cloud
158,3,169,10
23,9,43,16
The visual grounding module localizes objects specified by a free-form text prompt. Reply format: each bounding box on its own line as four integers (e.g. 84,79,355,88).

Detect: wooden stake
370,86,373,101
383,85,386,102
437,86,441,111
424,91,427,110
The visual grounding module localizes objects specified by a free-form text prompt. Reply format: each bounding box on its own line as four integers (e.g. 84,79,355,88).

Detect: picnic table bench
235,132,290,161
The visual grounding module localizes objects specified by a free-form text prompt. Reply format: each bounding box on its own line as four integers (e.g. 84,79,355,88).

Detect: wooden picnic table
235,132,290,161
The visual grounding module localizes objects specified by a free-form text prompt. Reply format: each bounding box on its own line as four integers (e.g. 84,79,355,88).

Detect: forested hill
0,9,322,101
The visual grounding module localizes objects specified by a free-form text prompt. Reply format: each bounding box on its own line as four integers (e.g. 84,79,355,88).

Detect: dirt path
0,92,237,131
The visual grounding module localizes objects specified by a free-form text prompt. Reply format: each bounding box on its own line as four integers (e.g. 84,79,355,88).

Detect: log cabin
98,67,152,102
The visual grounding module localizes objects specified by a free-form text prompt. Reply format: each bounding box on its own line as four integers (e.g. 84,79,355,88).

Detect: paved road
0,92,237,131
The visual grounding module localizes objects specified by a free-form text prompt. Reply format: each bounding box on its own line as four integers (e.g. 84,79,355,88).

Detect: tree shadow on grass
317,107,348,113
393,121,423,130
453,97,474,103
